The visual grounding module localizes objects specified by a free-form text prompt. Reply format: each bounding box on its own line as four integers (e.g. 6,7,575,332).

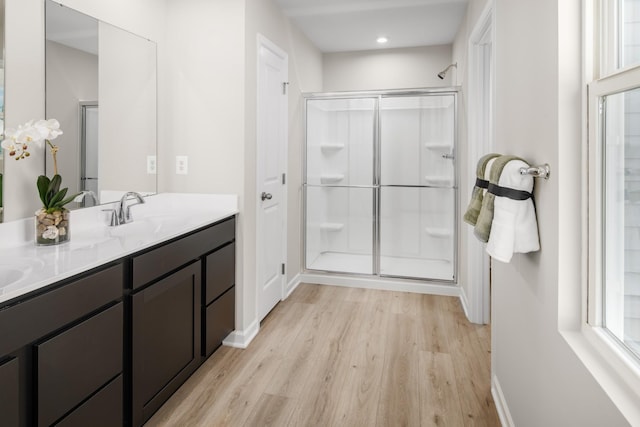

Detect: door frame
466,1,494,324
256,33,288,320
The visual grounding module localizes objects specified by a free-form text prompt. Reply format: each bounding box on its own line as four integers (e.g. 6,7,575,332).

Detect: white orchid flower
34,119,63,141
2,125,40,160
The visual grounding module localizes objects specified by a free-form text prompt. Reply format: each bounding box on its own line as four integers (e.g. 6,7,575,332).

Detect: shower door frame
302,87,460,284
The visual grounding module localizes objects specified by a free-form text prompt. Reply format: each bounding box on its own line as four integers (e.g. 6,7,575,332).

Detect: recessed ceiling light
376,36,388,44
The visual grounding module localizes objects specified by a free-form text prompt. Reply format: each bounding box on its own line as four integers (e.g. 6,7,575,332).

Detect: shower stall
304,89,458,282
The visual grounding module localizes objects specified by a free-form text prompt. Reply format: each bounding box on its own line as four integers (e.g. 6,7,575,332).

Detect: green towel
463,153,501,226
474,155,523,243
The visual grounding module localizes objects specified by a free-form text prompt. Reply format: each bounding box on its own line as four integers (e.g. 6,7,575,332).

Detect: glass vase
35,208,70,246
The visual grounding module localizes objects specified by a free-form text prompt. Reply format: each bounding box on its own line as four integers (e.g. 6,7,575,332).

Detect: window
588,0,640,364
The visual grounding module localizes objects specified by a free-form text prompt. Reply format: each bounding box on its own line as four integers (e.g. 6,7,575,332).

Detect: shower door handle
261,192,273,201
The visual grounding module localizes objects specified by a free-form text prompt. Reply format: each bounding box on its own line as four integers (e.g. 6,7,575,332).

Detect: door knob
261,192,273,201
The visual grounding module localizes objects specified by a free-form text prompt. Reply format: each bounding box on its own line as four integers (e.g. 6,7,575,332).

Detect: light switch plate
147,155,157,174
176,155,188,175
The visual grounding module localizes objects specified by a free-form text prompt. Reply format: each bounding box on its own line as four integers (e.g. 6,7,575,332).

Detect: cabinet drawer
204,287,235,357
0,263,123,356
37,303,123,427
132,217,235,290
205,242,235,305
56,375,122,427
0,357,19,427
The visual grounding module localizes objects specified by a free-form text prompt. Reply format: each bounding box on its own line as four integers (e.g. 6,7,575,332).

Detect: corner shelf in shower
424,142,453,150
425,227,452,238
320,222,344,232
320,174,345,184
320,143,345,152
424,176,453,186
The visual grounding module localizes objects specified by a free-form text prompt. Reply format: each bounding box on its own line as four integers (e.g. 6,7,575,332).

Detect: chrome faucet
74,190,99,206
117,192,146,224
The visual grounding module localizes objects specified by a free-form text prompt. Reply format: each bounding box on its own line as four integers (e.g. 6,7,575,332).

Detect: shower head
437,63,457,80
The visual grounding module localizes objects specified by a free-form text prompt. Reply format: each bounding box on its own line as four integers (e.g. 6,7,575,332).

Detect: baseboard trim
491,375,515,427
222,319,260,349
285,273,301,299
299,273,460,297
459,285,471,320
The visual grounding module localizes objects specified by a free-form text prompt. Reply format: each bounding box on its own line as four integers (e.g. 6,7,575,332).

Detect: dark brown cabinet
0,357,20,426
0,263,124,427
0,215,236,427
131,261,201,426
204,242,236,356
36,303,123,426
129,216,236,426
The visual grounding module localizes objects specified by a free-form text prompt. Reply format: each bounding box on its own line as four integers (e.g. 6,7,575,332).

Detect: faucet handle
102,209,120,227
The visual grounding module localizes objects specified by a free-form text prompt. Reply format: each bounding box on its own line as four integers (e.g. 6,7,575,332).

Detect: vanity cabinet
0,263,124,427
0,214,236,427
129,216,236,426
130,262,201,426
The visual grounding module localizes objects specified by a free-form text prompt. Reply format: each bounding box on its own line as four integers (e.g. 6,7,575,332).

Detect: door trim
256,33,288,321
466,1,494,325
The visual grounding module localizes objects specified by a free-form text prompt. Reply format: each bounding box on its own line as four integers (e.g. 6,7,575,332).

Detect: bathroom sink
107,214,185,241
0,258,46,292
0,267,25,288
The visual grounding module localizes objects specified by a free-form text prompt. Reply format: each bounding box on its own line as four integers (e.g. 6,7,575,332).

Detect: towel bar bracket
519,163,550,180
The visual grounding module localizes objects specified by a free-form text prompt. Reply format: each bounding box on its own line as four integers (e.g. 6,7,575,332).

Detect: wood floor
146,283,500,427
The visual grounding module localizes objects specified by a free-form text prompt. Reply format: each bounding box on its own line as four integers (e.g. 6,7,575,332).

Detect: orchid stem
46,140,59,176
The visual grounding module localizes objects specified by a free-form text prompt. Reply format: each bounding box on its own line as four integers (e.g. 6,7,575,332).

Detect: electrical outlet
176,156,188,175
147,155,157,174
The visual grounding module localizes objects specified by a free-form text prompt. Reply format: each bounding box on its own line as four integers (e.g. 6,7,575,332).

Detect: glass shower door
304,97,376,275
379,95,456,281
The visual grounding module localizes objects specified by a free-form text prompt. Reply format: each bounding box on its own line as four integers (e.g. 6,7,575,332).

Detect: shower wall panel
305,98,376,275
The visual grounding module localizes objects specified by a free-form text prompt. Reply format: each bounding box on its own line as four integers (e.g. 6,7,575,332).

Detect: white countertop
0,193,238,306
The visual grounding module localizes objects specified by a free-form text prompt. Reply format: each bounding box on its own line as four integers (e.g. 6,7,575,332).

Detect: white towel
486,159,540,262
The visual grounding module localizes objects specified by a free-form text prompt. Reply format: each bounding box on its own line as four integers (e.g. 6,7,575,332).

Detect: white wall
488,0,630,425
323,45,453,92
3,0,47,220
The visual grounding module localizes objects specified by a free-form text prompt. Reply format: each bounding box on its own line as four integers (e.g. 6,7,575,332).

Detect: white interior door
257,35,288,322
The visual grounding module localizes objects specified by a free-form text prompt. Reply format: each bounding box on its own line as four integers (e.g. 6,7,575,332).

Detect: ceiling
274,0,469,53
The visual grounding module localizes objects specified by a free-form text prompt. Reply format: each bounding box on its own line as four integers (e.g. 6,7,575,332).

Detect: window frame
585,0,640,399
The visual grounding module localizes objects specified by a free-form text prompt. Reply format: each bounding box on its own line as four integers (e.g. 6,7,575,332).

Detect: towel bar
519,163,550,179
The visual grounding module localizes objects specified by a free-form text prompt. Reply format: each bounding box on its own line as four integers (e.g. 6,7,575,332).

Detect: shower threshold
306,251,453,282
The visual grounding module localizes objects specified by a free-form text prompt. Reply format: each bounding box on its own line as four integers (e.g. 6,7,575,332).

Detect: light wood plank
419,351,465,426
376,312,421,427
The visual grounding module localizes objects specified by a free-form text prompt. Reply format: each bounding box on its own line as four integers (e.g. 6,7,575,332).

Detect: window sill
560,326,640,425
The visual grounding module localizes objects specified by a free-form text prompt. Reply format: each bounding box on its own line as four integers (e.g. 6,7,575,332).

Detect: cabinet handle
261,192,272,201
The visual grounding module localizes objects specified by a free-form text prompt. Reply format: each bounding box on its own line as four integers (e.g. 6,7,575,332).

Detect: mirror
0,0,5,221
45,0,157,209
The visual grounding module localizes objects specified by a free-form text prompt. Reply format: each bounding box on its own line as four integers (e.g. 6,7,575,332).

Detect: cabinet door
0,357,19,427
36,303,123,427
132,261,201,426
